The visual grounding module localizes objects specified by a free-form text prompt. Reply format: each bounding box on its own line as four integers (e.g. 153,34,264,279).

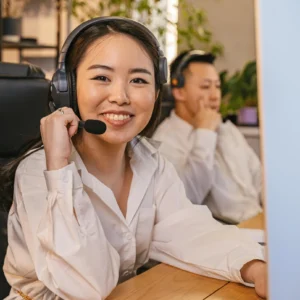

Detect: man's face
178,62,221,117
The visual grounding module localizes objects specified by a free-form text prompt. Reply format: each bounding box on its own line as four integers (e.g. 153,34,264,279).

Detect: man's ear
172,87,186,102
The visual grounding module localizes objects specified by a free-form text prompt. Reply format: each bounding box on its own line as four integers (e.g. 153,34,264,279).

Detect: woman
2,17,266,299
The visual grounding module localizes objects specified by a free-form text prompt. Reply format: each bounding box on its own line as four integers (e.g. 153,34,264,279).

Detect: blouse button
124,232,132,240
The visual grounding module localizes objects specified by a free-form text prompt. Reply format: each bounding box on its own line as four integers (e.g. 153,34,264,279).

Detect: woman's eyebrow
86,65,152,76
87,64,114,71
129,68,152,76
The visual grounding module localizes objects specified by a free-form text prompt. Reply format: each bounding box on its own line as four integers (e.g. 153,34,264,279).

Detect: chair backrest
0,211,9,299
0,62,50,298
0,62,50,166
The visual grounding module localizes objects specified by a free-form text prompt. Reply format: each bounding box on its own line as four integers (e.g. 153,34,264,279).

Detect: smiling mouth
101,113,134,127
102,113,132,121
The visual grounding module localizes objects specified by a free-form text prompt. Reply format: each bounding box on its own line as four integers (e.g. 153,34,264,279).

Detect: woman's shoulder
131,137,171,170
139,137,179,176
16,148,46,178
138,136,161,153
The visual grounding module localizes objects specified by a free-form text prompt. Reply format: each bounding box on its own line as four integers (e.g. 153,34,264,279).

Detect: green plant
177,0,223,56
70,0,164,34
70,0,223,57
2,0,49,17
220,60,258,117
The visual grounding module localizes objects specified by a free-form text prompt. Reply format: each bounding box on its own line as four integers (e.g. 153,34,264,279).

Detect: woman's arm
9,158,120,300
4,203,63,300
149,155,266,295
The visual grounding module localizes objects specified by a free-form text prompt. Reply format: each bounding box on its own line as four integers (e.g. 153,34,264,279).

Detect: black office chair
0,62,50,165
0,62,50,299
0,210,9,298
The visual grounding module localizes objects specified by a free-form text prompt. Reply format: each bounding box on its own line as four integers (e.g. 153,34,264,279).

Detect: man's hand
194,99,221,131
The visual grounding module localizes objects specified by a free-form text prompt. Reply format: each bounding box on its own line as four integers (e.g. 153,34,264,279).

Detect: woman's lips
102,112,134,127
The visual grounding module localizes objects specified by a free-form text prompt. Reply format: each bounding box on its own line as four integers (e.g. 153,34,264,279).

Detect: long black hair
0,19,163,212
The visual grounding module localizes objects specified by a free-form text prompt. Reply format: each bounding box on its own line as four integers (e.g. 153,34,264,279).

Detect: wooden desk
206,283,261,300
238,213,264,230
107,213,264,300
107,264,227,300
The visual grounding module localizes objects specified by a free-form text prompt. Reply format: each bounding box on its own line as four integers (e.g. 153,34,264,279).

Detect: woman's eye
92,76,110,82
131,78,148,84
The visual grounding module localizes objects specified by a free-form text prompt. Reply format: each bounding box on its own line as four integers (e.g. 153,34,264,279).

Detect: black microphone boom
78,120,107,135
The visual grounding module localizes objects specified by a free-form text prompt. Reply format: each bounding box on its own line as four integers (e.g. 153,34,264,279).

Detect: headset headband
171,50,215,87
175,50,213,77
50,16,168,111
58,16,165,70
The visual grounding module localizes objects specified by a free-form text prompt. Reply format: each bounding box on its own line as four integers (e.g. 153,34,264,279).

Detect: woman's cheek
131,89,156,111
78,86,107,115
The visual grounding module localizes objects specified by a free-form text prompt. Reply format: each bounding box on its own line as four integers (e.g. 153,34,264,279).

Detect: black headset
170,50,215,88
49,16,168,113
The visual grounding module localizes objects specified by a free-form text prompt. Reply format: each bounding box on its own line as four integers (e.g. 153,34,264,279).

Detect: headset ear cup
50,70,59,111
68,72,79,115
171,74,185,88
50,69,67,109
159,56,168,84
177,74,185,88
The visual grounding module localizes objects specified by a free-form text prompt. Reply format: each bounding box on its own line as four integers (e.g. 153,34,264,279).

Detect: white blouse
4,138,264,300
153,110,262,223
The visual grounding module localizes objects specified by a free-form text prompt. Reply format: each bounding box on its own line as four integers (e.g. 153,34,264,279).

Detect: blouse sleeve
149,155,264,286
11,160,120,300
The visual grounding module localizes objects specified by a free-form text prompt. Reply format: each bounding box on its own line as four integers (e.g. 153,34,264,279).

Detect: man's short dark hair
170,50,216,82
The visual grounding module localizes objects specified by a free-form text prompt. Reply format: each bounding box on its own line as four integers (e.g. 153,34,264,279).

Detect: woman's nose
107,81,130,105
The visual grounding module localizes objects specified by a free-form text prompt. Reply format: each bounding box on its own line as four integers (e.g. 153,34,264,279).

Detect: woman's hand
240,260,267,298
40,107,80,171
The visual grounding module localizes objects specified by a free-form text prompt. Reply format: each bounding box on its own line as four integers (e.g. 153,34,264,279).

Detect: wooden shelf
2,41,57,50
0,0,63,66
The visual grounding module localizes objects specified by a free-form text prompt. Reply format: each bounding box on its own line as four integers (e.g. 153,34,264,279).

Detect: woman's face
76,33,156,144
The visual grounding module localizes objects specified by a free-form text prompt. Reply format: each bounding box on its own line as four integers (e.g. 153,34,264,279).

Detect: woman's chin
98,132,136,145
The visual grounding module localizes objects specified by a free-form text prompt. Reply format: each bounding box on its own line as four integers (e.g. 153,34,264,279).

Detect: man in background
153,50,262,224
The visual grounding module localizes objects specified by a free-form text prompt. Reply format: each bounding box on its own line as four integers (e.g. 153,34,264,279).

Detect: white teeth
103,113,130,121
